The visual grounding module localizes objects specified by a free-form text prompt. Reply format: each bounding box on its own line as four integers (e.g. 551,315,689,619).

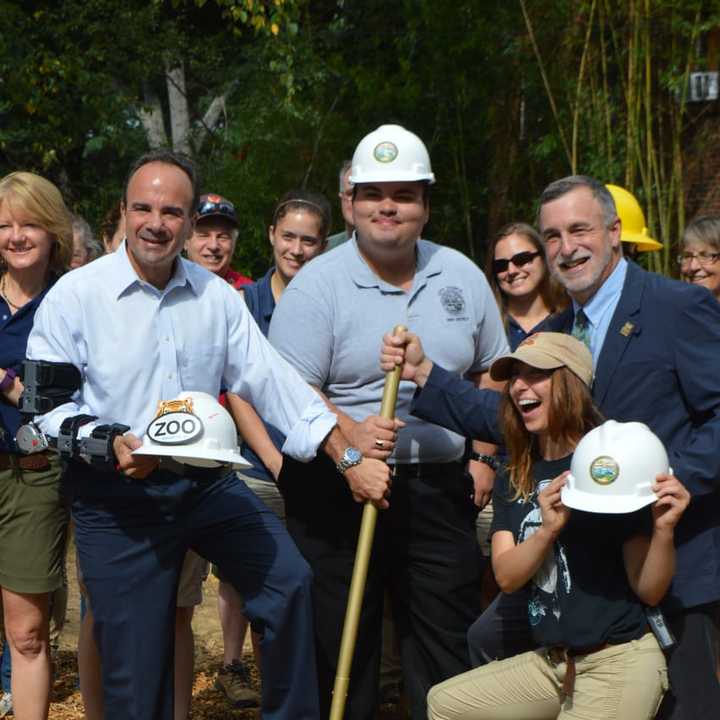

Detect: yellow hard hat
605,184,663,252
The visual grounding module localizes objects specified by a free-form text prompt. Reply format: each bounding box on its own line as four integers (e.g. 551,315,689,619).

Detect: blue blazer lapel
592,261,645,406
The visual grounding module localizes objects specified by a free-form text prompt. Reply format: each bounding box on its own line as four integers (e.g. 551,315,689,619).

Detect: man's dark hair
123,149,200,214
536,175,617,229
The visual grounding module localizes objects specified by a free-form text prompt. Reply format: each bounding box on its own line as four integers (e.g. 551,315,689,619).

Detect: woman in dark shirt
426,333,689,720
213,189,330,706
485,223,567,350
0,171,72,719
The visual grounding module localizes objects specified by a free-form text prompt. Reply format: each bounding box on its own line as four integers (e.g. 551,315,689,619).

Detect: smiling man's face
124,161,194,289
539,186,621,304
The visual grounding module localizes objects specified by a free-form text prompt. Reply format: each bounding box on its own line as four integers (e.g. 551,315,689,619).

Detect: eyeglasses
492,251,541,274
676,251,720,267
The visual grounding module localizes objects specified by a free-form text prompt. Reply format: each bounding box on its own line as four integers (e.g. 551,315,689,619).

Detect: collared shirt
270,235,509,463
572,257,628,368
237,267,286,481
506,313,563,351
326,229,350,251
0,281,54,453
242,266,276,336
27,243,335,460
223,267,253,289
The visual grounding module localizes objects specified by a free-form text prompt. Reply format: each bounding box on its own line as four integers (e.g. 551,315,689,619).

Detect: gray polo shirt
269,236,509,464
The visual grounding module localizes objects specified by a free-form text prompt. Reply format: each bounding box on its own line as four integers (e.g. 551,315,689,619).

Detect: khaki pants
427,632,667,720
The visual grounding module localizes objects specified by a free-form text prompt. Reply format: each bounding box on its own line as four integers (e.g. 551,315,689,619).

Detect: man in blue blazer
385,176,720,720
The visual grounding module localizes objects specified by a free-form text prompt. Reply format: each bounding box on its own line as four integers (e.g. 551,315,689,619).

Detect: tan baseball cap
490,332,593,387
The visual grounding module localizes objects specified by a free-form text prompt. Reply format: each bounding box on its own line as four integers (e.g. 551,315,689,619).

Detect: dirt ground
48,551,407,719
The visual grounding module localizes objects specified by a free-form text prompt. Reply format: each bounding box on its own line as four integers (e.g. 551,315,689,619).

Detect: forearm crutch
329,324,405,720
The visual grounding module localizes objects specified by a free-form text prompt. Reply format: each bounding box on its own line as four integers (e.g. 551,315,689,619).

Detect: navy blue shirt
241,268,286,481
0,281,54,453
506,313,565,351
491,456,651,649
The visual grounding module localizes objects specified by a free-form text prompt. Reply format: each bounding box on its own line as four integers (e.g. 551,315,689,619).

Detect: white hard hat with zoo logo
561,420,669,514
349,124,436,185
133,391,250,469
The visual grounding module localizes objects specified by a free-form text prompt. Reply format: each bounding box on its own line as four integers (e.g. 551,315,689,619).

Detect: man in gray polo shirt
269,124,508,719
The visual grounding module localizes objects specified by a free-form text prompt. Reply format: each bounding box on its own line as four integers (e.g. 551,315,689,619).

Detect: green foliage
1,0,718,278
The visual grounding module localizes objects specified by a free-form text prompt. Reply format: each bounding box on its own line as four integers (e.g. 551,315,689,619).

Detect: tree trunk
138,83,167,149
166,59,191,154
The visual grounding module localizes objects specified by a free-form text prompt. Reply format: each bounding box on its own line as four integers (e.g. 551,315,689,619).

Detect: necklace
0,274,24,311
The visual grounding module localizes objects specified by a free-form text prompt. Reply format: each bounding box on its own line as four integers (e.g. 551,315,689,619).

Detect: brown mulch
49,651,407,719
47,552,408,719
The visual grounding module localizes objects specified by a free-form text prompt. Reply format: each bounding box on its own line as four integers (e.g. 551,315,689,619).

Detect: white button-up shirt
27,243,336,460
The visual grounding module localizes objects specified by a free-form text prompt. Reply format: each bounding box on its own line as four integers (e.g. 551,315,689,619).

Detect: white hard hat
133,391,250,469
561,420,669,514
349,124,435,185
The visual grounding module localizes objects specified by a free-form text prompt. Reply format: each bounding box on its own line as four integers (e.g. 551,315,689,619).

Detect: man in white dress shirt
26,150,390,720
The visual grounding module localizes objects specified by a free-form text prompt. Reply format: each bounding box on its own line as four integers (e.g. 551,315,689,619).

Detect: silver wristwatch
336,446,363,474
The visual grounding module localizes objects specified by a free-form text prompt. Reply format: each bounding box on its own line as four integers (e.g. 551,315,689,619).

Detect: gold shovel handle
329,324,406,720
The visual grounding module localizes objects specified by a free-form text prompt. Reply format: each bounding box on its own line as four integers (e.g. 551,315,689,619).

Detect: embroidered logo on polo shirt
439,286,466,318
374,142,398,163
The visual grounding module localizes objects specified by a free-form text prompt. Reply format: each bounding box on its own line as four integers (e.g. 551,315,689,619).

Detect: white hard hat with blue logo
562,420,668,514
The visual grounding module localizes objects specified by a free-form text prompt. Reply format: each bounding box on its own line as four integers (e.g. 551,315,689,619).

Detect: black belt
390,460,463,479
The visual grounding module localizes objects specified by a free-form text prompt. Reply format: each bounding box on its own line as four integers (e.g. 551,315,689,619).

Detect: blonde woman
0,172,72,720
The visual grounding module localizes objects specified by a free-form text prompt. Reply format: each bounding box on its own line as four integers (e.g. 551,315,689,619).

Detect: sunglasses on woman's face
493,250,541,275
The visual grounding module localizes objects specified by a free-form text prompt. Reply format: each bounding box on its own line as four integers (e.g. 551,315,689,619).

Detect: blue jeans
66,464,318,720
0,642,9,694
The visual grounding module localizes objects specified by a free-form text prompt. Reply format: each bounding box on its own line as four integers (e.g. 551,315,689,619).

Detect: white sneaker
0,692,12,717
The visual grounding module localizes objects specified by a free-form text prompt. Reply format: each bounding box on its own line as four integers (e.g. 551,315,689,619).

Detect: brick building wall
685,114,720,220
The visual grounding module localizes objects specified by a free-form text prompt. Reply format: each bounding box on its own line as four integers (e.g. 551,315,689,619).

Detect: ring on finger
375,439,385,449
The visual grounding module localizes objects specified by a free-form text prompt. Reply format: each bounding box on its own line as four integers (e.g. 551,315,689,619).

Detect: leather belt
546,629,650,698
546,644,609,698
0,451,52,472
391,461,463,479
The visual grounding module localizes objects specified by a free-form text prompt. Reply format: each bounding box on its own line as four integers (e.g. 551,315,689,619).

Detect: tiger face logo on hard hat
589,455,620,485
146,398,203,446
373,141,399,163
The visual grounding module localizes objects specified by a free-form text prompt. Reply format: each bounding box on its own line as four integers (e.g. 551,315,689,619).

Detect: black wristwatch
469,452,499,472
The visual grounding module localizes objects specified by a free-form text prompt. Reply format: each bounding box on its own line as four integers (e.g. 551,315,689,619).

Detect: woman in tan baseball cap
420,331,689,720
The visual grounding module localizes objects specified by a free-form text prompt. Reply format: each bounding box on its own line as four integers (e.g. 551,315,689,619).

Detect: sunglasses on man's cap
492,250,541,275
196,194,238,226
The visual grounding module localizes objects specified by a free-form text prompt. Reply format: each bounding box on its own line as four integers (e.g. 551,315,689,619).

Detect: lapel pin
620,322,634,337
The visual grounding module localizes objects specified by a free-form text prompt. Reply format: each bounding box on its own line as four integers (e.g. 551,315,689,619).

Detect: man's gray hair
537,175,617,229
339,159,352,193
72,214,103,260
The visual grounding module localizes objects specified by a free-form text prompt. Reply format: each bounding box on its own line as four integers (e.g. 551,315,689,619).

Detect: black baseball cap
195,193,238,227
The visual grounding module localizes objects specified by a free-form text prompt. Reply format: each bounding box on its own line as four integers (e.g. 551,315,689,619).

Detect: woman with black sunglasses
485,223,567,350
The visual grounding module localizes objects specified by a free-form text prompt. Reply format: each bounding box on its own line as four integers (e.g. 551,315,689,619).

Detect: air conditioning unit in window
689,72,719,102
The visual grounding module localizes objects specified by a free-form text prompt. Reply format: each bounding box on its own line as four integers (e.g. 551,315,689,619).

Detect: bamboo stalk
571,0,598,173
519,0,572,169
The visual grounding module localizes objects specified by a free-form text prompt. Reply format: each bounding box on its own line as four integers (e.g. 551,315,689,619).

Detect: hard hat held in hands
350,124,435,185
562,420,669,514
133,391,250,469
